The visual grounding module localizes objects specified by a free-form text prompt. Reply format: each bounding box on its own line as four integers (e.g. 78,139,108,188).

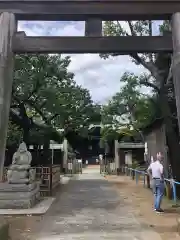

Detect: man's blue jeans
152,179,164,210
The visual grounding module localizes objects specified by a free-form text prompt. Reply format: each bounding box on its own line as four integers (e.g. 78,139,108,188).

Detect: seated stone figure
7,142,35,184
12,142,32,165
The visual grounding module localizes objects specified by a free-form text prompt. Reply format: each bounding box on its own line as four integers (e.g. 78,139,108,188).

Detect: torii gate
0,0,180,180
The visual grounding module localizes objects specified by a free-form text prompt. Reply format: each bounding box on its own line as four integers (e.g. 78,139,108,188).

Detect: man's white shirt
148,161,163,179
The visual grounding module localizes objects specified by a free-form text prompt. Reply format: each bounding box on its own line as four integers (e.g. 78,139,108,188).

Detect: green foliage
13,54,94,130
100,127,120,141
130,161,140,169
103,21,152,37
9,54,99,145
159,20,171,35
101,20,180,179
101,20,173,141
101,72,157,140
7,121,23,146
102,21,156,63
102,20,172,82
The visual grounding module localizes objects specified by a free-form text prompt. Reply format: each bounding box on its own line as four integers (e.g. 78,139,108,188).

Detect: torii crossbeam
13,34,172,54
0,0,180,20
0,0,175,54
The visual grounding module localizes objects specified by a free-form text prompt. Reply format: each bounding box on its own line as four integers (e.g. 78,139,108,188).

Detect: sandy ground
5,215,41,240
3,171,180,240
106,174,180,240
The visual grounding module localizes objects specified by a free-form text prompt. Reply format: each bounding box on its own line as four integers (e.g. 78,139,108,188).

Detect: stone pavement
29,167,162,240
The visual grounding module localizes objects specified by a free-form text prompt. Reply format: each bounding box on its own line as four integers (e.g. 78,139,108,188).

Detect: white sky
18,21,161,104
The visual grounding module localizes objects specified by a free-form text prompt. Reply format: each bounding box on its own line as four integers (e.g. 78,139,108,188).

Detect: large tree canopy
101,72,158,141
102,20,180,179
8,54,99,150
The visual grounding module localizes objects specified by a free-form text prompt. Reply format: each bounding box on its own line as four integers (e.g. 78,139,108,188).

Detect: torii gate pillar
172,13,180,134
0,12,16,181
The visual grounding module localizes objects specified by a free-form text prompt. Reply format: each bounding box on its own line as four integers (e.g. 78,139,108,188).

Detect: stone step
0,182,37,192
0,186,39,199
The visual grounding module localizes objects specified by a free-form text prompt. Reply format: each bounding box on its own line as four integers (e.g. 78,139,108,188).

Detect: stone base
0,182,37,192
0,197,55,215
0,183,40,209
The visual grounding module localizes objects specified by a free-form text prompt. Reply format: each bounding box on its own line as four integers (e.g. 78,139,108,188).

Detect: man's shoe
156,208,164,213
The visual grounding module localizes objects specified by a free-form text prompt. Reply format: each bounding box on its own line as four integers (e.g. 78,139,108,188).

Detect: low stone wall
0,219,9,240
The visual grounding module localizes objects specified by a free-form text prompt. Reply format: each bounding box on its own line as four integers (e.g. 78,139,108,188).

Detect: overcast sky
18,21,161,104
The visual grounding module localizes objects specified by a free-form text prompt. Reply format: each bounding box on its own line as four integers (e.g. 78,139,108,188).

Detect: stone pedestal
0,182,40,209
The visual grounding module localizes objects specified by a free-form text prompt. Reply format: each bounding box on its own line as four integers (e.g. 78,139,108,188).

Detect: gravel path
28,167,162,240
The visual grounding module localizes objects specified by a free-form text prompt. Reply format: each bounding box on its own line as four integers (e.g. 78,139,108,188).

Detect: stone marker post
0,12,16,181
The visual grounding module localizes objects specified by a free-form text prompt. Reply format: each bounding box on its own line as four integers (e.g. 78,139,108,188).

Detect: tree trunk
159,88,180,180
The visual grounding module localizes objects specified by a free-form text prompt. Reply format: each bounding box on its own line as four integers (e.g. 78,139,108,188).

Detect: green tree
10,54,96,146
102,20,180,180
7,121,23,147
101,72,157,141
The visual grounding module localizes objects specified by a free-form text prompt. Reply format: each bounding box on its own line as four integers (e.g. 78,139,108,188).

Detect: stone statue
7,142,34,184
0,142,40,209
12,142,32,165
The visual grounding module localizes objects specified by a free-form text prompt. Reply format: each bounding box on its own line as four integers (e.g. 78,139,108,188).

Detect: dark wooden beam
13,34,172,54
0,0,179,21
85,19,102,36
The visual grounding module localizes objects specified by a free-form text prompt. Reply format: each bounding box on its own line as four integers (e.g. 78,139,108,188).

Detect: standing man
147,152,164,213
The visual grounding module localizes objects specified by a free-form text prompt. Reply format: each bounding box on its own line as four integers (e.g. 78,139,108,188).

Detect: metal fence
107,160,117,175
121,166,180,204
66,159,82,175
75,159,83,174
100,159,117,175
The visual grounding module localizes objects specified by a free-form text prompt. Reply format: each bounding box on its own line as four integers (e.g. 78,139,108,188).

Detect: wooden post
0,12,16,181
85,19,102,36
172,13,180,134
50,166,53,196
114,140,120,175
63,138,68,173
146,174,151,188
